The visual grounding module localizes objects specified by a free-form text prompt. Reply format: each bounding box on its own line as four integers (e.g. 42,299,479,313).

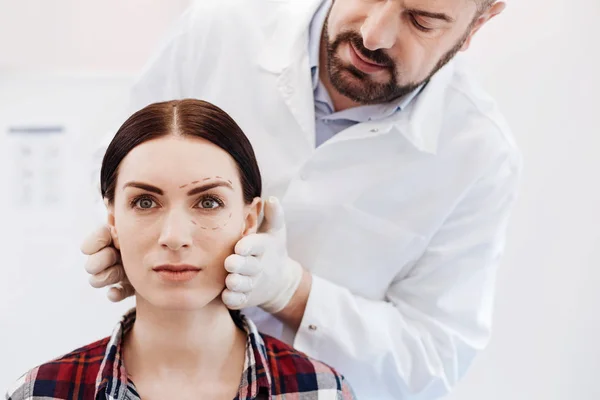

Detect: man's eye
410,15,434,32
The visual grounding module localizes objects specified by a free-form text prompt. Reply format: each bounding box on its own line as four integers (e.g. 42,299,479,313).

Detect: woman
6,99,356,400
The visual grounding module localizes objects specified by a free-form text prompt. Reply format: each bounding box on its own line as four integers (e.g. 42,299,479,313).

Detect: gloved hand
80,224,134,302
222,196,304,314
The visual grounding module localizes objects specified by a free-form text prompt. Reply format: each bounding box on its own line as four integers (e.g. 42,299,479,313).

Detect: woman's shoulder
5,337,111,400
260,332,333,370
259,333,356,399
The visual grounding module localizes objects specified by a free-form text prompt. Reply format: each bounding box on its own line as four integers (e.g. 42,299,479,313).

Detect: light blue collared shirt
309,0,422,147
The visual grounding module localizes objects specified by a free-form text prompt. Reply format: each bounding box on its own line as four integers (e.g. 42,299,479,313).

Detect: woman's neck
123,296,247,381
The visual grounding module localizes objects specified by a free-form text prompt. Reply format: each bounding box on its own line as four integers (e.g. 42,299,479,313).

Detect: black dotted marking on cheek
192,180,199,184
215,176,223,179
227,179,233,185
203,177,211,181
179,184,188,189
201,226,207,230
191,220,197,225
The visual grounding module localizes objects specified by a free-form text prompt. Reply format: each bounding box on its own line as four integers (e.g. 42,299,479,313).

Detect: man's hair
476,0,496,13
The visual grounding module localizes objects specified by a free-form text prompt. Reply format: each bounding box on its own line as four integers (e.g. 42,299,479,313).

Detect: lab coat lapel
276,57,316,148
257,0,323,148
392,60,456,154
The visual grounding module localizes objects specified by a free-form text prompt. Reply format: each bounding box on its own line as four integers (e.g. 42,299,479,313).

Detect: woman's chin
138,291,222,311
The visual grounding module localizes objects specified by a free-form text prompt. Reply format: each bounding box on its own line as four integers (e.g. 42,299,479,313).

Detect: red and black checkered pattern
6,309,356,399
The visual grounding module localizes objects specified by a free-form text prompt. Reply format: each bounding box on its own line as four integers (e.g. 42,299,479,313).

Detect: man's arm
274,267,312,331
286,151,522,398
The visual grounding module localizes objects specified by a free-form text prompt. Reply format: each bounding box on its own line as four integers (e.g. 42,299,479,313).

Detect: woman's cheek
114,217,153,283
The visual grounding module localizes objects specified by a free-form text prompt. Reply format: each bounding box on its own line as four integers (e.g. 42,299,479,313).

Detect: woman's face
107,135,260,310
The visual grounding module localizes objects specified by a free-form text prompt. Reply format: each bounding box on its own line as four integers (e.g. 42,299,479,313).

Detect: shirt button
308,324,318,331
370,128,379,133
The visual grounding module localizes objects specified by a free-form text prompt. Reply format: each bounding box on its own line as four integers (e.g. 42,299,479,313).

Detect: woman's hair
100,99,261,326
101,99,261,204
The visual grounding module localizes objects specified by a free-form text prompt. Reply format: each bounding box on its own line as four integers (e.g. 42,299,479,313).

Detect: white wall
0,0,192,73
1,0,599,399
449,1,600,399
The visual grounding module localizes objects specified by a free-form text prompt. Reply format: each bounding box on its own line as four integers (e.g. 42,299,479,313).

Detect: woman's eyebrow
123,181,163,195
122,180,233,195
186,181,233,196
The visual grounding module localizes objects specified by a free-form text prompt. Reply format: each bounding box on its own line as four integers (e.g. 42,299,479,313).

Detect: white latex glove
80,224,135,302
222,197,303,314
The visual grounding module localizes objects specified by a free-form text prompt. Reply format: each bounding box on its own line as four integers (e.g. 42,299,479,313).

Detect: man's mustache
333,31,394,67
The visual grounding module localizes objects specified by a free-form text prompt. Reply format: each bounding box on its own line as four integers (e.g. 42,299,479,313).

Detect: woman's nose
158,210,193,251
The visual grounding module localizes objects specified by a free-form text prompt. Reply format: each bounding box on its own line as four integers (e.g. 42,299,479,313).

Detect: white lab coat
97,0,522,398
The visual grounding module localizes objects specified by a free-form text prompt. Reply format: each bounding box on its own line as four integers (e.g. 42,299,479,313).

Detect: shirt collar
237,316,273,399
94,309,135,400
94,308,272,400
308,0,423,123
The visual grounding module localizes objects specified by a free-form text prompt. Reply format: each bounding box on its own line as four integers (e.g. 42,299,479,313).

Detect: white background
0,0,599,399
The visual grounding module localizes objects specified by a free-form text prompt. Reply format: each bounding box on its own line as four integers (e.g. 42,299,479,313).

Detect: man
81,0,522,398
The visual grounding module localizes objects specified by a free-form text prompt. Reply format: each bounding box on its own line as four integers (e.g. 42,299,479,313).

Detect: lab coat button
308,324,318,331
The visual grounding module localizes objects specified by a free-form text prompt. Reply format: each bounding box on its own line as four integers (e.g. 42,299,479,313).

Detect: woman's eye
197,196,223,209
136,198,156,209
198,197,221,209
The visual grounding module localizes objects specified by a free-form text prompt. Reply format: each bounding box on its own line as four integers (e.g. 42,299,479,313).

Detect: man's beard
323,21,469,105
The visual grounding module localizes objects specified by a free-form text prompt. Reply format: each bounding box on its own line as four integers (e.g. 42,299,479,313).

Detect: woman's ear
241,197,262,236
104,198,120,249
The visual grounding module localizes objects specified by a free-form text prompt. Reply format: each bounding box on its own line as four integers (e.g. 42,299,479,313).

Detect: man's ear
461,1,506,51
104,198,120,249
241,197,263,236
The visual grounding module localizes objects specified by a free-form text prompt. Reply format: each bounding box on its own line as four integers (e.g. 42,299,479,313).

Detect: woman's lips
153,265,202,282
347,42,388,74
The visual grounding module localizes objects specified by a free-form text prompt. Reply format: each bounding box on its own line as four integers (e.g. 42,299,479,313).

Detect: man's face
324,0,497,104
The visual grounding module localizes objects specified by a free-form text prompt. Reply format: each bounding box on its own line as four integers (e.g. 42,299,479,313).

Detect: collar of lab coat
256,0,452,155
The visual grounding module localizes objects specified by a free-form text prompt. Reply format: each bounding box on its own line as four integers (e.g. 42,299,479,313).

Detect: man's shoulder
5,337,110,400
260,333,351,393
427,59,520,170
445,60,518,149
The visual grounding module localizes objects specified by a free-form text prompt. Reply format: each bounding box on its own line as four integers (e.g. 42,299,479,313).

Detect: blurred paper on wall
0,72,136,388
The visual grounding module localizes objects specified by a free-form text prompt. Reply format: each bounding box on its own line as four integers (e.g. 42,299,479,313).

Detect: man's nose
158,210,193,251
361,2,400,50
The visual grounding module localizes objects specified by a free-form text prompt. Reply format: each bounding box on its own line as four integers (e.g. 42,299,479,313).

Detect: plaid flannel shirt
5,309,356,400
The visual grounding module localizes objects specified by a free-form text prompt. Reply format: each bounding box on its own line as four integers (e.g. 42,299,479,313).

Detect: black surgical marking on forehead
180,177,234,192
